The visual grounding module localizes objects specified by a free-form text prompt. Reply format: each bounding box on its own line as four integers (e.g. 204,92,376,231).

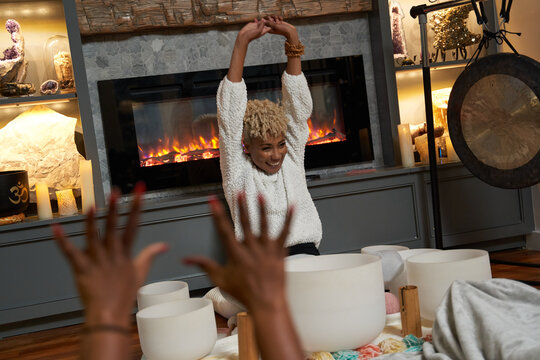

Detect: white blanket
379,279,540,360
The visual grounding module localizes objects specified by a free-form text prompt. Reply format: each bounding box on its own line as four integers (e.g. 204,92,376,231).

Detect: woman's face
245,135,287,174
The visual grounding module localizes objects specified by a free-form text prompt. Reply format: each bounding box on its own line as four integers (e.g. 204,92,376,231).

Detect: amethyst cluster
1,20,21,60
5,19,20,34
2,46,19,60
40,80,59,95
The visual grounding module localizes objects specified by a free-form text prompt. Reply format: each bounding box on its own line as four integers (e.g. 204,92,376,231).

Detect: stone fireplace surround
82,13,383,201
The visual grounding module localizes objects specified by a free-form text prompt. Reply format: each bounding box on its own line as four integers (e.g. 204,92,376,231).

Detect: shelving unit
388,0,499,128
0,0,104,215
395,58,469,72
0,92,77,106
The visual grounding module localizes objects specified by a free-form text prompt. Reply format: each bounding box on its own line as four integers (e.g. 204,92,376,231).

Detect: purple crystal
2,46,19,60
40,80,59,94
5,19,20,34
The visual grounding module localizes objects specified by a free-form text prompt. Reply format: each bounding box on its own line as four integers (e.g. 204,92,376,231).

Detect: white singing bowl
285,254,386,352
137,280,189,310
406,249,492,321
387,248,442,297
136,298,217,360
361,245,409,254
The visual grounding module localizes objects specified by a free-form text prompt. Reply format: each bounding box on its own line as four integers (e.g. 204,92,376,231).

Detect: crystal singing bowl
406,249,492,321
285,254,386,352
387,248,442,297
137,280,189,310
136,298,217,360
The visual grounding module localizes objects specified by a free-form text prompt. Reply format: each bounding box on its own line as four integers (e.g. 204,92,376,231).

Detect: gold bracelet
82,324,131,336
284,40,305,57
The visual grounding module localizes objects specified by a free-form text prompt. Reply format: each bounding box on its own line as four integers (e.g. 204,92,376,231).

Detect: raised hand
185,193,293,311
238,18,272,44
263,16,299,43
185,193,304,360
52,183,168,329
228,19,272,82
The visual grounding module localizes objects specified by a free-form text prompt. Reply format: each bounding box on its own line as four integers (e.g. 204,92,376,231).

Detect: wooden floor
1,249,539,360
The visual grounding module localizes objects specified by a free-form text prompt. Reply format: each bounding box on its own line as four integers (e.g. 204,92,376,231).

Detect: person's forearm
285,32,301,76
228,36,249,82
250,301,304,360
82,310,132,360
82,332,130,360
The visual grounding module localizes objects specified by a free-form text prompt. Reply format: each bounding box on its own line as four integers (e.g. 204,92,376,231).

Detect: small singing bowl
136,298,217,360
285,254,386,352
406,249,492,321
137,280,189,310
0,170,29,217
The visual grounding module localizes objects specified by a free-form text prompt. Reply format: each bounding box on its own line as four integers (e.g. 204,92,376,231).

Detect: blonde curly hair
243,99,288,144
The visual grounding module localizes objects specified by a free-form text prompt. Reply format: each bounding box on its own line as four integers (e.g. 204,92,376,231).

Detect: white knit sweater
217,71,322,248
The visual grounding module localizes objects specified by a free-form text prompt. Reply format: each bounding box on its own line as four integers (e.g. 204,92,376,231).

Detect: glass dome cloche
43,35,75,93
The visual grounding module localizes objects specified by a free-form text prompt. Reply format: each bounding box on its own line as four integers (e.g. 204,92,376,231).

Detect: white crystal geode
0,105,84,201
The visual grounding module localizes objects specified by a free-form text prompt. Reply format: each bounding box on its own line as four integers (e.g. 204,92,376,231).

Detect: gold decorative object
432,87,452,134
0,213,25,225
56,189,78,216
9,181,28,205
429,5,480,61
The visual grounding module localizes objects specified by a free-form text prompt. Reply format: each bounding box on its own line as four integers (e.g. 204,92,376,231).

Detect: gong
448,53,540,189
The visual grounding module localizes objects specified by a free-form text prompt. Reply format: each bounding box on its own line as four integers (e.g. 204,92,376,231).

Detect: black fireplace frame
98,55,372,194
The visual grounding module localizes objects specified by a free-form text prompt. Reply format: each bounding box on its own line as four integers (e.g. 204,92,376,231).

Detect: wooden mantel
75,0,372,36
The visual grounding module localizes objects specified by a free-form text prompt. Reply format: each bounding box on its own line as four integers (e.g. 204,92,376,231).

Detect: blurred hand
185,193,294,311
263,16,299,42
238,18,272,43
52,183,168,327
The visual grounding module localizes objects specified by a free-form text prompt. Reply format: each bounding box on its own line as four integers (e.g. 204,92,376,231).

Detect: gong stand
409,0,487,249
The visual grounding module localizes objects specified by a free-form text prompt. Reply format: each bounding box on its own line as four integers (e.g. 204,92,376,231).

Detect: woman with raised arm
217,16,322,257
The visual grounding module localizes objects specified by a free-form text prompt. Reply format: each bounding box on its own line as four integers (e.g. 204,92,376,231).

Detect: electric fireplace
98,55,372,194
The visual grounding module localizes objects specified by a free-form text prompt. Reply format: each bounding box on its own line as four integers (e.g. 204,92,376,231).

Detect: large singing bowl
285,254,386,352
407,249,492,321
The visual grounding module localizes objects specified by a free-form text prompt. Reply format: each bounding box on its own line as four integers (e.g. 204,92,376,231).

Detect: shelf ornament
389,0,408,60
0,19,28,87
44,35,75,92
0,105,84,203
429,5,481,62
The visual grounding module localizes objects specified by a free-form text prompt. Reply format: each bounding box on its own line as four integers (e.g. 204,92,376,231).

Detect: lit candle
446,136,459,162
56,189,78,216
398,124,415,167
35,182,53,220
80,160,95,214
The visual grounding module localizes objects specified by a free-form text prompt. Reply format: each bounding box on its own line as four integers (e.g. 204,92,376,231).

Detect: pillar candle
35,182,53,220
398,124,415,167
446,136,459,162
56,189,78,216
80,160,95,214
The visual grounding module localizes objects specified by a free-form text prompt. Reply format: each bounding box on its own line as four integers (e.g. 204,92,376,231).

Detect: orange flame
140,112,345,166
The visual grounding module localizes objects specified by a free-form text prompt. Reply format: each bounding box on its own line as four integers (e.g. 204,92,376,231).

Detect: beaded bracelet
82,324,131,336
285,40,305,57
